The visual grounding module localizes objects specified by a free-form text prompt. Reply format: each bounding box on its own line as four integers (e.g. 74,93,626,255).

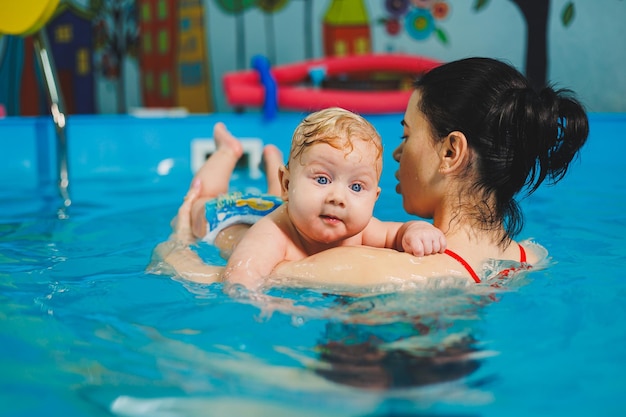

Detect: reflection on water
315,324,483,390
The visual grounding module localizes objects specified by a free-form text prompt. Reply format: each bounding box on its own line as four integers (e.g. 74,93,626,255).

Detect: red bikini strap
519,244,527,263
444,249,481,283
445,244,526,284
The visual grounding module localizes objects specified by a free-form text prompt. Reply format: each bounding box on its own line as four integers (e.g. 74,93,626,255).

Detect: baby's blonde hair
287,107,383,170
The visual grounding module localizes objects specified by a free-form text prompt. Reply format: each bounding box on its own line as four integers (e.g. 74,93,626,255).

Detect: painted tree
214,0,256,69
257,0,288,64
301,0,313,59
90,0,139,113
380,0,579,90
475,0,576,90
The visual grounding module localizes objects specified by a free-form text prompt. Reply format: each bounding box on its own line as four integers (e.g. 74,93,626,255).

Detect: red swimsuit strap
444,244,527,284
519,244,527,263
444,249,481,283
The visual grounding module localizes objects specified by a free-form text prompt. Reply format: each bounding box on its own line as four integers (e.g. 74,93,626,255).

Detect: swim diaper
203,192,283,244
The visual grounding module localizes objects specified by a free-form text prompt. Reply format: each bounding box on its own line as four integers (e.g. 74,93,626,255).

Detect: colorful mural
137,0,213,112
176,0,213,113
380,0,450,43
475,0,575,90
92,0,139,113
323,0,372,57
137,0,176,109
213,0,301,69
0,2,96,116
0,0,624,115
46,3,96,114
0,0,214,115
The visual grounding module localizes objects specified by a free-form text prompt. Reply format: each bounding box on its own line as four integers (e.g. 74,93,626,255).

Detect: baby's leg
262,144,284,196
193,122,243,198
190,122,243,238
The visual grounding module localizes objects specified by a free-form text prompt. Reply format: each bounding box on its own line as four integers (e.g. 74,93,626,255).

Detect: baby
189,108,446,290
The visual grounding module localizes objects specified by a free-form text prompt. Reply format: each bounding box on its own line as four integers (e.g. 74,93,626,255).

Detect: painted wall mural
475,0,576,90
380,0,450,43
92,0,138,113
0,0,624,115
380,0,582,90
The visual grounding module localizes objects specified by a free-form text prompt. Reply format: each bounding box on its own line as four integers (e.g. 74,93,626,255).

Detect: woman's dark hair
415,57,589,242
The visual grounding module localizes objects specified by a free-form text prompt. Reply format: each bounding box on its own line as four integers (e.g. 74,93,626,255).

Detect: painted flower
404,8,435,41
431,1,449,20
385,0,410,16
411,0,435,8
385,17,402,35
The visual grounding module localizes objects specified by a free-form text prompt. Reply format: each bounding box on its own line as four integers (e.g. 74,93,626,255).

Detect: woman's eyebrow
401,119,407,127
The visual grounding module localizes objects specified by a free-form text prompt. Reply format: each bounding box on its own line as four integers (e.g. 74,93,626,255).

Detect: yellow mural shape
0,0,60,35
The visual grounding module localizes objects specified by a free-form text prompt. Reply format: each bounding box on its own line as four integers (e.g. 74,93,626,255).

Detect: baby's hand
401,221,447,256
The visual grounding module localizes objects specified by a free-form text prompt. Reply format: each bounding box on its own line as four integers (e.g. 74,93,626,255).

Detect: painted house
44,3,96,114
138,0,212,112
19,37,43,116
323,0,371,57
138,0,177,108
177,0,213,113
0,36,34,116
8,2,95,116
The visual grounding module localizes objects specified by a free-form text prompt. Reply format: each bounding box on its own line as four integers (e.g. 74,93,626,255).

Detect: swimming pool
1,112,624,416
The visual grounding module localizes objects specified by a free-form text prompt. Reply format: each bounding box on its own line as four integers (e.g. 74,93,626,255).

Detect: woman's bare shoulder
270,240,550,289
271,246,463,287
519,239,549,266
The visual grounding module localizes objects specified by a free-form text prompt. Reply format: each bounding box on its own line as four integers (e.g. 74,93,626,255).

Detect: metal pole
32,29,71,208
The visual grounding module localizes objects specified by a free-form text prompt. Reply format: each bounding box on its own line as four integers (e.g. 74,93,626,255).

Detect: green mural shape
215,0,257,14
258,0,289,13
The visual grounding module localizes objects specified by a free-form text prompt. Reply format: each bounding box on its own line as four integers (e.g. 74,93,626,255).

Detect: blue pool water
1,113,624,416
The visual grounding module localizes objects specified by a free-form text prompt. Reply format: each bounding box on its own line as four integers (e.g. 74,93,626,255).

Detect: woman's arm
151,181,224,284
271,245,451,287
154,239,224,284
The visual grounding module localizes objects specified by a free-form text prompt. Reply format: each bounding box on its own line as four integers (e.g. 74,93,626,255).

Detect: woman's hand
150,179,225,284
171,178,201,245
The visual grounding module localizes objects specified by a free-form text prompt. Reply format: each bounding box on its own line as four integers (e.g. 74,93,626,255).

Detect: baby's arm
362,218,446,256
223,217,288,290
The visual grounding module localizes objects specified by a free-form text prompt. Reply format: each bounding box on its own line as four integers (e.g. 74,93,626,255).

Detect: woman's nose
393,143,403,162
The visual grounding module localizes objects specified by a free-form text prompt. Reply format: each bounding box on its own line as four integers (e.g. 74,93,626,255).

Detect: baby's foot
213,122,243,159
191,122,243,198
262,144,284,196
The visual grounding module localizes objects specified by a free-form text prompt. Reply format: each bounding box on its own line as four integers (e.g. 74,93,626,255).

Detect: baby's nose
326,186,346,206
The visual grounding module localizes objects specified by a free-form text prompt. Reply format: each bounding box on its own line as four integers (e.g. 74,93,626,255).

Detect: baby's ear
278,165,290,200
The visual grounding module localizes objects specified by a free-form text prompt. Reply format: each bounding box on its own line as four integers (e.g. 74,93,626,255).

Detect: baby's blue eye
316,176,329,185
350,183,363,192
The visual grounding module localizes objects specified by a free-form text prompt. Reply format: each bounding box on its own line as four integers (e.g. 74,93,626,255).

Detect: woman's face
393,91,444,219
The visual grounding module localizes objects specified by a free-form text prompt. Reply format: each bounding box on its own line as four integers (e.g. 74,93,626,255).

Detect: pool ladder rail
0,0,71,209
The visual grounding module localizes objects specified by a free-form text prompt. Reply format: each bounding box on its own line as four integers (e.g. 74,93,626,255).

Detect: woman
155,57,588,289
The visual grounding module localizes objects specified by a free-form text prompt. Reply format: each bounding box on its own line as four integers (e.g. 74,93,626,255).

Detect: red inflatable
222,53,442,115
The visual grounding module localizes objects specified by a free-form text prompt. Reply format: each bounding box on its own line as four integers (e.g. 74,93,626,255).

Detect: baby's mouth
320,214,341,223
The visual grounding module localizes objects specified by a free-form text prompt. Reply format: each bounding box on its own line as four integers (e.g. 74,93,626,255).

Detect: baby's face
283,139,381,246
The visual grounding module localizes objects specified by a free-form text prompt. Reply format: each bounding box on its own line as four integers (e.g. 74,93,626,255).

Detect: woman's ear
278,165,290,200
439,131,469,174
